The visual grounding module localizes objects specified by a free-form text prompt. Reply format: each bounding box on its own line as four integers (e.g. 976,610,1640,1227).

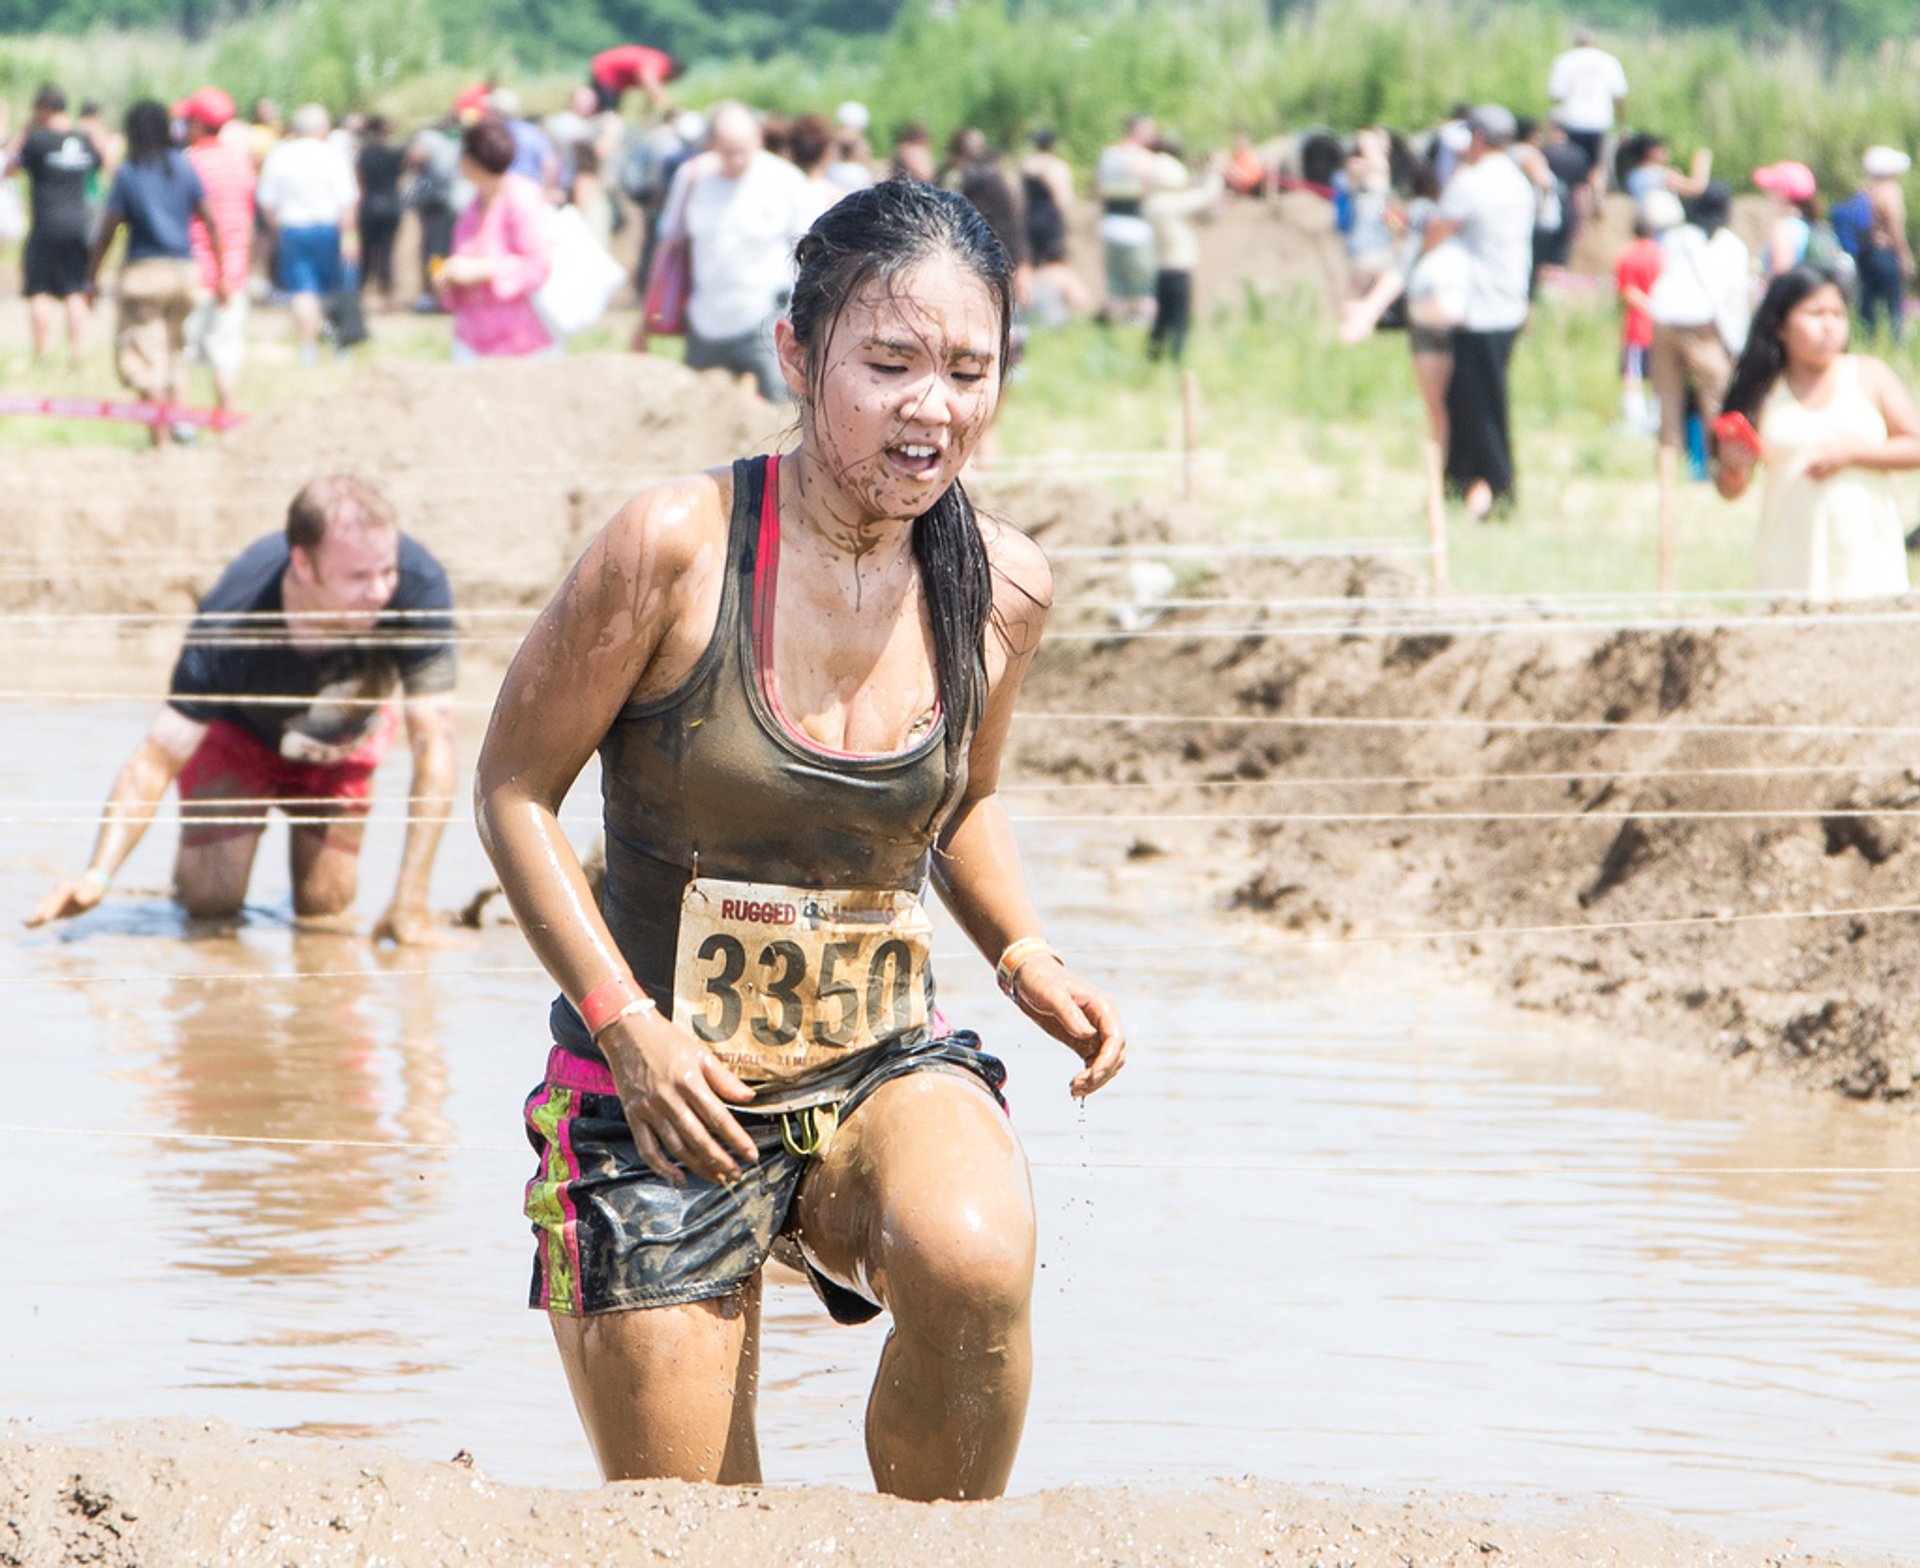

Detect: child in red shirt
1614,212,1663,434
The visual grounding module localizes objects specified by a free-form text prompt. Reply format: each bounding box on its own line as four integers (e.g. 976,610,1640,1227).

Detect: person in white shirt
255,103,359,362
659,102,813,401
1547,27,1628,183
1420,104,1535,518
1645,182,1750,550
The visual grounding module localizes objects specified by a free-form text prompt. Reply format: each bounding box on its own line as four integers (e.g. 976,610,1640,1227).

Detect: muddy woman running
476,178,1126,1500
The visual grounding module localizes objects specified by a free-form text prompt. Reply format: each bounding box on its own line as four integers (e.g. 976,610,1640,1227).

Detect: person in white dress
1716,265,1920,601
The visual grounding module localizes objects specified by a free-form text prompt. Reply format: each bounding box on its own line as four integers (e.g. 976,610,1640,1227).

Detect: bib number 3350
672,877,932,1080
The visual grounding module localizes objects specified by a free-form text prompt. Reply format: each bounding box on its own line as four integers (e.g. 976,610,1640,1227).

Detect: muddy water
6,699,1920,1557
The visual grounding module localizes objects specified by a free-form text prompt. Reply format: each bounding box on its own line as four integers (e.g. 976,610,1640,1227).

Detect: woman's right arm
475,481,758,1183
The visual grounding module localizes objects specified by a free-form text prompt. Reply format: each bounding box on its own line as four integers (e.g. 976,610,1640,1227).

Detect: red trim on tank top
752,453,941,763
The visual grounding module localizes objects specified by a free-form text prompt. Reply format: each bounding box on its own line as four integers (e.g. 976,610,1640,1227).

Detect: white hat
834,100,870,132
1438,121,1472,154
485,87,519,118
673,109,707,145
1864,144,1911,178
1638,189,1685,232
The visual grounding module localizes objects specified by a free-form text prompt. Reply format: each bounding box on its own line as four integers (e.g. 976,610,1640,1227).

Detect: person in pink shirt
174,86,254,418
437,115,554,360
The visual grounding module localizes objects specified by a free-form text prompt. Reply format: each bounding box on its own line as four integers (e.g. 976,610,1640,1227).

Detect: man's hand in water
25,873,107,928
371,901,457,947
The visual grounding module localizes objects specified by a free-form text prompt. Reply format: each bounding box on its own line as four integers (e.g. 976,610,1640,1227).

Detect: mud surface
0,1423,1875,1568
1012,549,1920,1110
7,338,1920,1566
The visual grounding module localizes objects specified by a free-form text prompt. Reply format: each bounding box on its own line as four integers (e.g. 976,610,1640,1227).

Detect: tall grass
7,0,1920,205
692,0,1920,201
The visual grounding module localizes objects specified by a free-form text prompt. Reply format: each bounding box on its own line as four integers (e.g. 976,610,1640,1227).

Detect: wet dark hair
33,83,65,115
1031,126,1057,151
1722,266,1850,422
1685,179,1732,235
1408,156,1440,204
786,177,1017,781
124,99,174,166
462,114,515,176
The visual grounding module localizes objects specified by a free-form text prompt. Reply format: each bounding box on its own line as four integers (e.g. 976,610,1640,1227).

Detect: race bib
673,877,931,1081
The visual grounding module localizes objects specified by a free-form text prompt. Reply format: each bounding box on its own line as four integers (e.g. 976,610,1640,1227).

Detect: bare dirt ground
0,1421,1872,1568
1009,541,1920,1110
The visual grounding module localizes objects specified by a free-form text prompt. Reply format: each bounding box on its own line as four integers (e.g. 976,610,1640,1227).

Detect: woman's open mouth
885,442,944,479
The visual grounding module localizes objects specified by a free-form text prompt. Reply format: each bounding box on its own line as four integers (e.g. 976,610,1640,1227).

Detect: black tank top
549,455,972,1063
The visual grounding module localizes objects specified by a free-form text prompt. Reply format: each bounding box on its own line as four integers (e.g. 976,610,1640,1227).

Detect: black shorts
1565,127,1605,173
24,230,89,299
522,1028,1009,1320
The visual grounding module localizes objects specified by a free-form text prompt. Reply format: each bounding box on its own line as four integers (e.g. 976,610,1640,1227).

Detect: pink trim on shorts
543,1043,618,1094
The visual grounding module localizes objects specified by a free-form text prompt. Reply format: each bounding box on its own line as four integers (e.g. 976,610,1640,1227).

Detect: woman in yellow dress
1717,265,1920,601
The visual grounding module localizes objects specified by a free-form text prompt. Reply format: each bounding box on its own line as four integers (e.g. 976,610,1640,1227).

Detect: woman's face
1778,283,1850,369
785,253,1003,520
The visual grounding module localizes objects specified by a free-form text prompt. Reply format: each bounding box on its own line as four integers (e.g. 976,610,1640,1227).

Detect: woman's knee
873,1183,1037,1343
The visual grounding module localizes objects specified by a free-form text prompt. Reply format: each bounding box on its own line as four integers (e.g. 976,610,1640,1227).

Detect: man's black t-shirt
16,127,101,240
1543,139,1594,199
168,533,458,763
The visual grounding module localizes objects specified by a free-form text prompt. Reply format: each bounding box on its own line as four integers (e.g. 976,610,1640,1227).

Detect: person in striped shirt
175,86,254,418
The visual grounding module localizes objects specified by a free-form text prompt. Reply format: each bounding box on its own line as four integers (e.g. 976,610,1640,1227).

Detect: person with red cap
1753,160,1819,281
175,86,255,419
588,45,678,114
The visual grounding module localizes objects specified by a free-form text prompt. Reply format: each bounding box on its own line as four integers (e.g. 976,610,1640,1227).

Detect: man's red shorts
176,710,397,849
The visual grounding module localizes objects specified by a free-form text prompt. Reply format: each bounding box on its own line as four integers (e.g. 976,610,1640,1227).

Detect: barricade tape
0,393,244,431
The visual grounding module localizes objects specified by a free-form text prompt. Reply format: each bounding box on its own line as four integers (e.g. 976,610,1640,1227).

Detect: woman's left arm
1807,358,1920,478
931,527,1126,1097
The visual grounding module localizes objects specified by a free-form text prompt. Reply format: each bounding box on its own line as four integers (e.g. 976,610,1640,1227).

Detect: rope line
10,695,1920,738
0,587,1853,624
998,762,1920,792
1045,612,1920,642
0,1122,1915,1180
9,804,1918,830
1,760,1916,813
1018,711,1920,739
9,901,1916,989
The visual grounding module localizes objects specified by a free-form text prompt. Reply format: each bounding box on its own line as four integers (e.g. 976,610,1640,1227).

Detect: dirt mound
0,1423,1855,1567
1015,561,1920,1107
3,355,781,617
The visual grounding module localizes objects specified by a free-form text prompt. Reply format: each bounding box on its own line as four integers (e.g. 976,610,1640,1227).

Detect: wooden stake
1423,438,1448,592
1656,444,1676,613
1181,370,1200,502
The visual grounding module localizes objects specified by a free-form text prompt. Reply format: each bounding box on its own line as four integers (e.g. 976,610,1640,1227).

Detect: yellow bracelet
995,935,1056,997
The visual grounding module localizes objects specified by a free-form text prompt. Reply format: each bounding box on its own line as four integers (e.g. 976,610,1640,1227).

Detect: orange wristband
577,975,654,1038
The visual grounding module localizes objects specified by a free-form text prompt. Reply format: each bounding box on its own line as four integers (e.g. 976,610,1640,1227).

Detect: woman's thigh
789,1069,1034,1316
